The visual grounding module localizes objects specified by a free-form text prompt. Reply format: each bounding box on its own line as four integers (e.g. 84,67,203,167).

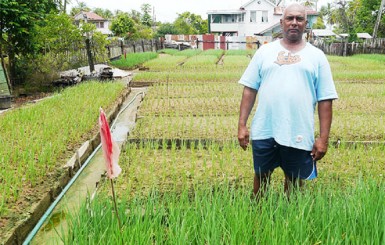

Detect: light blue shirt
239,40,338,151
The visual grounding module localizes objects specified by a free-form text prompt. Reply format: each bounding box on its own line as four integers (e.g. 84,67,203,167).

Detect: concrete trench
32,87,146,244
3,80,147,244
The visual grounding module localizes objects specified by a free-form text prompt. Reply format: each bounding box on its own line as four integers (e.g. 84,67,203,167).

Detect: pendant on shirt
275,51,301,66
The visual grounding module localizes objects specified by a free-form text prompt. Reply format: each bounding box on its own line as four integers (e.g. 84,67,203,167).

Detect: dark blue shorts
252,138,317,180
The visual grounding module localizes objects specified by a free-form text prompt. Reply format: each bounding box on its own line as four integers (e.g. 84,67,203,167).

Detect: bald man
238,3,338,198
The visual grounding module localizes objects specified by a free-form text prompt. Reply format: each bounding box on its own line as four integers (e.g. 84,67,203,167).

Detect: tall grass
63,180,385,244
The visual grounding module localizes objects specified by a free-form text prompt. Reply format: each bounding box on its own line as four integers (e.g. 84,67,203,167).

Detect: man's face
280,6,307,42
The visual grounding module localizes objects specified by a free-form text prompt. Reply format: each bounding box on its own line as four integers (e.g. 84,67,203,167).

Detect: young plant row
110,52,158,70
133,70,243,83
0,81,126,216
60,140,385,244
54,53,385,243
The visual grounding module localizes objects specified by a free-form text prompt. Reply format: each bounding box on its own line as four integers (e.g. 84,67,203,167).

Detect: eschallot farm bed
1,51,385,244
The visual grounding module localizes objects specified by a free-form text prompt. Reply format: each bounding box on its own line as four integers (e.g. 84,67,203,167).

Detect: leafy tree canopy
110,12,136,38
141,3,152,27
155,23,179,38
312,16,326,29
173,12,208,34
0,0,59,84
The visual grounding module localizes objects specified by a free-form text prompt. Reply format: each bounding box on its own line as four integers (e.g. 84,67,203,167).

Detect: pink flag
99,108,121,179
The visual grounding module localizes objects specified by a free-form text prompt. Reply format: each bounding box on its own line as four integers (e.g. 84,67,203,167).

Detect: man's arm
311,99,333,160
238,86,257,150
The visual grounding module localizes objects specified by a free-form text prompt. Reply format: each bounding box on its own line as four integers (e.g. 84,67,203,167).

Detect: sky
68,0,331,23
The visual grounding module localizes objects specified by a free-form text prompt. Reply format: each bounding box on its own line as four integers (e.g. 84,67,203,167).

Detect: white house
74,11,112,35
207,0,318,37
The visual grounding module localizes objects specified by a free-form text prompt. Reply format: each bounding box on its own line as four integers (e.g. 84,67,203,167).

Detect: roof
242,0,276,8
305,6,318,16
256,22,281,35
312,29,337,37
207,10,246,14
74,11,105,21
340,33,372,39
358,33,372,38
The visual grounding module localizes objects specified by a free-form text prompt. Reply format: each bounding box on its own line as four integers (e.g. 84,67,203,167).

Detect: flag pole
110,178,122,231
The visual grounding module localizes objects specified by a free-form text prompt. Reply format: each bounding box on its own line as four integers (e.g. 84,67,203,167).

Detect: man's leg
251,138,279,201
253,171,272,201
279,144,315,198
284,174,304,198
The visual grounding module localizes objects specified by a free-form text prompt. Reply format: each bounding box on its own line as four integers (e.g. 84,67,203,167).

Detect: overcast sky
68,0,331,23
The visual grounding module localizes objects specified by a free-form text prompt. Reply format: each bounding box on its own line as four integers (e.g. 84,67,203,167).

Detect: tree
93,8,113,19
0,0,58,85
174,12,208,34
353,0,385,37
141,3,152,27
319,3,338,28
110,12,136,38
312,16,326,29
70,1,90,16
155,23,179,38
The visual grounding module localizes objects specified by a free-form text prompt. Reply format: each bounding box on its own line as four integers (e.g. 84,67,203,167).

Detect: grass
157,49,180,55
63,179,384,244
0,81,126,216
110,52,158,70
2,51,385,243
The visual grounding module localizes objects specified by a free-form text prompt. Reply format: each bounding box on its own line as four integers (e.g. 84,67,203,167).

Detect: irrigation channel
23,87,147,244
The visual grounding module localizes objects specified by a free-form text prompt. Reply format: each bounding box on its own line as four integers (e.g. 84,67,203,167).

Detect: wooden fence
314,38,385,56
106,39,164,60
105,37,385,59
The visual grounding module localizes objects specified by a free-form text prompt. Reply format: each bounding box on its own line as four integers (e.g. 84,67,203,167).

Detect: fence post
120,40,124,56
133,42,136,53
85,38,94,72
141,40,145,52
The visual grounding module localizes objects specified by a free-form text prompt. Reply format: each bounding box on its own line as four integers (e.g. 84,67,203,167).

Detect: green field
1,50,384,244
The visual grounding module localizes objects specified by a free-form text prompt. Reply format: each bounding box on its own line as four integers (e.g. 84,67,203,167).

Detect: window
238,14,244,22
100,22,104,28
212,15,222,23
250,11,256,22
262,11,268,23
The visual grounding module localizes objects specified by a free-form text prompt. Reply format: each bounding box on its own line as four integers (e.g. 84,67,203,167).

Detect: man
238,3,338,198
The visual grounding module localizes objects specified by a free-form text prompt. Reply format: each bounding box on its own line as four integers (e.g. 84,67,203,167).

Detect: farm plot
318,74,385,141
0,81,126,242
58,53,385,243
61,142,385,244
142,55,187,71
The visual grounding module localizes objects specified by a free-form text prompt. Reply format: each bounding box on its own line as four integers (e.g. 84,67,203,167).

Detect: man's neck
280,39,306,53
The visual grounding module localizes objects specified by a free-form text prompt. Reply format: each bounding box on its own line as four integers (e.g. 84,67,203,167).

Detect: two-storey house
207,0,317,37
74,11,112,36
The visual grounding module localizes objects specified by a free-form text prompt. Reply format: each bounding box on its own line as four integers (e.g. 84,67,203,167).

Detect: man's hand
238,125,250,150
311,137,328,161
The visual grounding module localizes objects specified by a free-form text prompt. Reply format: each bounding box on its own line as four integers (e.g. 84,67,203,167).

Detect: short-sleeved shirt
239,40,338,151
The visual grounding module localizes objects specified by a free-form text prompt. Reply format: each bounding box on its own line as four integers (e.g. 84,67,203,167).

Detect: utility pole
373,0,385,38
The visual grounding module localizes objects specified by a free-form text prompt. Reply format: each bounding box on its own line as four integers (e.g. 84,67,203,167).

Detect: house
207,0,318,37
340,33,373,40
74,11,112,35
312,29,338,39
